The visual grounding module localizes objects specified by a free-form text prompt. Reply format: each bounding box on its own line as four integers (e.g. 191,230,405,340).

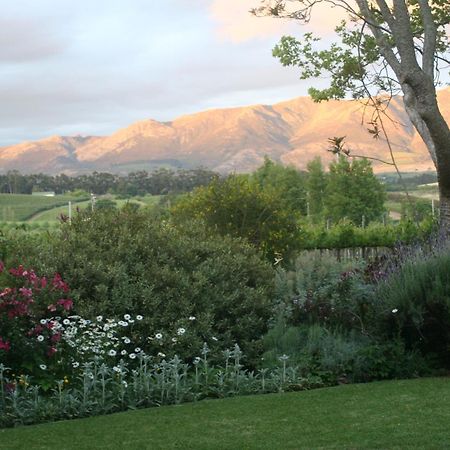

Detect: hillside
1,89,448,175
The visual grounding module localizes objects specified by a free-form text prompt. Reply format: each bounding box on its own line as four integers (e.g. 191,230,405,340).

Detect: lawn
1,377,449,449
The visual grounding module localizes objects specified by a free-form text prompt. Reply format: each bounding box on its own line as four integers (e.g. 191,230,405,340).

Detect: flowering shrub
48,313,200,370
0,262,74,387
13,208,275,365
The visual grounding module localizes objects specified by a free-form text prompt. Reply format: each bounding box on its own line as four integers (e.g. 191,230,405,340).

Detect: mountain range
1,88,449,175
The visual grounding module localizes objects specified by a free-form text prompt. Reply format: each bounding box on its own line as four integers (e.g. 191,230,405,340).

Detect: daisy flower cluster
49,313,146,368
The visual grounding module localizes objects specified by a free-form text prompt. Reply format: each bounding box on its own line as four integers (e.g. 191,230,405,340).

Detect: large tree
252,0,450,231
324,156,386,224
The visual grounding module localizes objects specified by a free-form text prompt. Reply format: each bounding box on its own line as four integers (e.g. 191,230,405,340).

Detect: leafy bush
171,175,304,260
8,208,275,365
261,320,428,383
376,242,450,368
263,251,431,382
274,253,374,332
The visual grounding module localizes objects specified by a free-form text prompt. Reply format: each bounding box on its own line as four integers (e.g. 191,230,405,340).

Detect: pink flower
0,337,10,352
19,287,33,298
57,298,73,311
52,274,70,293
51,332,62,343
9,265,25,277
0,287,15,298
47,304,57,312
47,347,57,357
29,325,44,336
0,261,4,273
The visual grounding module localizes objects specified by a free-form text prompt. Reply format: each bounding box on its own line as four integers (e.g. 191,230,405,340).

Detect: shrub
273,253,374,333
9,208,275,366
375,242,450,368
171,175,304,260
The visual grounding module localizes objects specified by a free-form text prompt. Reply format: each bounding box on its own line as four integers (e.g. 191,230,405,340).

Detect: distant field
0,194,88,222
386,188,438,218
29,200,92,222
0,194,161,224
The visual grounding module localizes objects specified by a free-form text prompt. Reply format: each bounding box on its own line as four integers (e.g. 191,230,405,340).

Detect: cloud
0,18,67,62
209,0,351,42
209,0,291,43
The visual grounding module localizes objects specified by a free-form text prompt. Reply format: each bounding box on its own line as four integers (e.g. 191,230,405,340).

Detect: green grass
0,194,88,222
0,194,161,224
1,378,450,449
29,200,92,222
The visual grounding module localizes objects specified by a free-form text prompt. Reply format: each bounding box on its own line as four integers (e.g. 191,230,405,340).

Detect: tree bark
402,80,450,232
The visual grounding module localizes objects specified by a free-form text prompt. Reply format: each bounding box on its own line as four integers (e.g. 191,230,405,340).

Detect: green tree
252,0,450,232
324,156,386,225
252,157,308,214
171,174,303,259
306,157,327,220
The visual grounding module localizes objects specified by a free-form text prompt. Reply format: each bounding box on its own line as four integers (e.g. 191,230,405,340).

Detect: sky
2,0,446,147
0,0,347,146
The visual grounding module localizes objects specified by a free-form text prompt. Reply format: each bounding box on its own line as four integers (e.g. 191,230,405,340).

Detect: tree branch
355,0,402,77
417,0,438,77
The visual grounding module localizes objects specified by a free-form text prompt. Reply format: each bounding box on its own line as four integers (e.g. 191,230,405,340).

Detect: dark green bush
274,253,374,332
171,175,304,260
376,243,450,368
261,321,427,383
8,207,275,365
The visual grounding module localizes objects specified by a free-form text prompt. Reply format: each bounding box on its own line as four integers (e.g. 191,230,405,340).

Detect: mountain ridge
1,89,448,175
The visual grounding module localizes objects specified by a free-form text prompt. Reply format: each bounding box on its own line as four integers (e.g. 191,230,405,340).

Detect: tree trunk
401,80,450,234
439,186,450,233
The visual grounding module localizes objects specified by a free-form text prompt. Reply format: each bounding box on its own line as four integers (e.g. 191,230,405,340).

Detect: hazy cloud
0,18,67,62
209,0,353,42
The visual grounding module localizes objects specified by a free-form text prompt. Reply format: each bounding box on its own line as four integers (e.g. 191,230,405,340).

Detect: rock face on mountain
1,89,448,174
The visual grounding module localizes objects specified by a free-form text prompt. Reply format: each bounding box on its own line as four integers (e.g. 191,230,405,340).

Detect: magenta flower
0,337,10,352
57,298,73,311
